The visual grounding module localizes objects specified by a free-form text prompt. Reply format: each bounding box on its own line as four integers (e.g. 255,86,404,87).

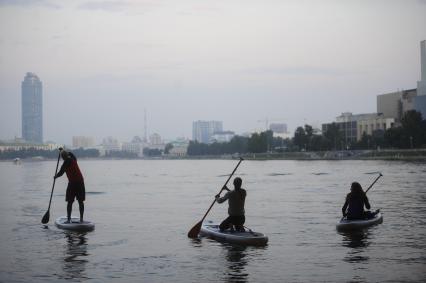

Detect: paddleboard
55,216,95,232
200,222,268,246
336,212,383,231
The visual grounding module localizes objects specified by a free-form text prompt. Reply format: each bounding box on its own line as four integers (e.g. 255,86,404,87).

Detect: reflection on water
340,230,370,263
61,232,89,280
224,245,249,283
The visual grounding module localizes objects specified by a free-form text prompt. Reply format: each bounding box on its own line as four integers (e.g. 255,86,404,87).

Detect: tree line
187,131,289,155
187,110,426,155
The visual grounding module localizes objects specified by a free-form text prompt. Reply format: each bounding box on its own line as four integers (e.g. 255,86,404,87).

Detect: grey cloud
51,35,62,40
78,1,130,12
243,66,365,77
0,0,61,9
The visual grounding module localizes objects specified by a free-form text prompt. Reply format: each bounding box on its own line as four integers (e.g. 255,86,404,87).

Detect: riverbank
162,148,426,161
238,149,426,161
2,149,426,162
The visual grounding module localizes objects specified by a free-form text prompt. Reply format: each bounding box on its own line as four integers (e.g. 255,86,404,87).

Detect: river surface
0,159,425,282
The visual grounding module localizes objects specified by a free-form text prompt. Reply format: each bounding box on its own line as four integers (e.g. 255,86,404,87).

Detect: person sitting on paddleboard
54,150,86,223
215,177,246,232
342,182,377,220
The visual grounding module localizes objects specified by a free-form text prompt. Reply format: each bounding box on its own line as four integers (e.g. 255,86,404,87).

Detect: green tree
401,110,424,148
143,148,162,157
293,127,307,151
164,143,173,154
323,123,342,150
229,136,249,154
247,133,265,153
384,110,426,149
384,127,403,148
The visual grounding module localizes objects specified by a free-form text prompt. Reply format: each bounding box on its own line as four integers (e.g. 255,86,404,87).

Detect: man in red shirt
54,150,86,223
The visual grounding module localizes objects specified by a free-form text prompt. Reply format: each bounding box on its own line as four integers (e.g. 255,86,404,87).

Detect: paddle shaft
198,158,244,224
47,150,62,211
365,173,383,194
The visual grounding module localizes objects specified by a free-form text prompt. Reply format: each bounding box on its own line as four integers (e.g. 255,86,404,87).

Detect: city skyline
1,1,426,144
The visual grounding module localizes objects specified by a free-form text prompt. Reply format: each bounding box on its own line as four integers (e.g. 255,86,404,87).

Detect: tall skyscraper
192,120,223,143
414,40,426,118
22,72,43,143
417,40,426,96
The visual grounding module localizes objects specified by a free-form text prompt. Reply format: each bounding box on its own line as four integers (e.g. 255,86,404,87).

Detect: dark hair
61,150,69,159
233,177,242,189
350,182,364,195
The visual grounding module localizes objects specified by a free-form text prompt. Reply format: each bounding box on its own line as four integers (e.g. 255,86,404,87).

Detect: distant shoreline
3,149,426,162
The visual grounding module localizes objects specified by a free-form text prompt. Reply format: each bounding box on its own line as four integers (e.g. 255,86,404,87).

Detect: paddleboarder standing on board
54,150,86,223
342,182,377,220
215,177,246,232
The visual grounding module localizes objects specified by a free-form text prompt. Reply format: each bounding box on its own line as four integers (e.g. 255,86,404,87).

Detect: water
0,160,425,282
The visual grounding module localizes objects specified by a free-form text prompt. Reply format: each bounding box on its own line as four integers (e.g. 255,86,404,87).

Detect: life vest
65,157,84,182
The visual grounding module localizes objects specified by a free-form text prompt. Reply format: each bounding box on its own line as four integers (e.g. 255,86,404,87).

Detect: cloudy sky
0,0,425,144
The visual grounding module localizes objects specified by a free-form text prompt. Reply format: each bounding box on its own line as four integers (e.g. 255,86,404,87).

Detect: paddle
41,147,63,224
365,173,383,194
187,158,244,238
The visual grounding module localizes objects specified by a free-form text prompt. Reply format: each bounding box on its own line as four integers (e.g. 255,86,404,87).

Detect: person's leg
66,201,73,222
78,200,84,222
233,215,245,232
219,216,232,232
77,182,86,222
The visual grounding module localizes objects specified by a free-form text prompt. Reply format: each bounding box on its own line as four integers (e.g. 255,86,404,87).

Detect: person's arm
342,196,349,216
216,191,230,204
55,158,71,178
364,195,371,210
222,185,230,192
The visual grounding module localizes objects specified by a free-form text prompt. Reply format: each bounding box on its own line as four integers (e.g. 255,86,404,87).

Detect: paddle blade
187,221,202,238
41,210,50,224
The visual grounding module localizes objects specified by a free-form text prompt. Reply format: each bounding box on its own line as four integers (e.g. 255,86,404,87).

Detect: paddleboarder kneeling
215,177,246,232
54,150,86,223
342,182,377,220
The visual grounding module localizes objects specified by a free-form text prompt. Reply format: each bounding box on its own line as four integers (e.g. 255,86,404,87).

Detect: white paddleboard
55,216,95,232
200,221,268,246
336,212,383,231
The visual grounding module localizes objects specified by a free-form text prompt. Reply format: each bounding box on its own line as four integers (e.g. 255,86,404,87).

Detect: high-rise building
417,40,426,96
322,112,394,147
21,72,43,143
149,133,162,145
192,120,223,143
414,40,426,118
377,89,417,121
269,123,288,134
211,131,235,143
72,136,95,148
122,136,145,157
102,136,121,152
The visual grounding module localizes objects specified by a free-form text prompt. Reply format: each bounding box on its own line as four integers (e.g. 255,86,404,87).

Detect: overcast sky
1,0,425,144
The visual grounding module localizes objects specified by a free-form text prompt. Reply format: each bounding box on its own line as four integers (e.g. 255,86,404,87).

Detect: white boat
55,216,95,232
200,222,268,246
336,212,383,231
